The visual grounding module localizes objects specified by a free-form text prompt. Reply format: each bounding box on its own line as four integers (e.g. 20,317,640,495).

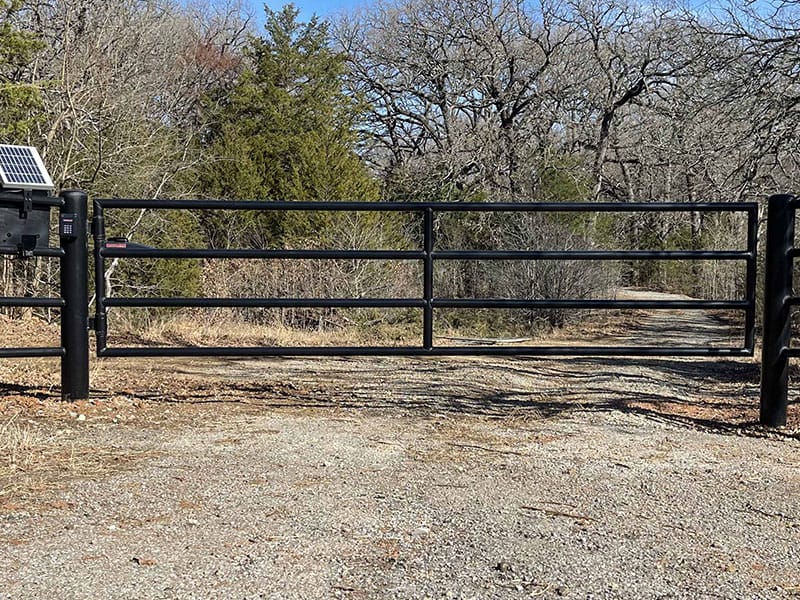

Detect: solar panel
0,145,54,191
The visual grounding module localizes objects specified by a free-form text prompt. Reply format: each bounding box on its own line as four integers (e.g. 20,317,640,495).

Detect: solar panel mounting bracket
20,189,32,219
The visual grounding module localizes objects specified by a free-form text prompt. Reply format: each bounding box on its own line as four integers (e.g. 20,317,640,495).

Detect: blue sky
242,0,782,29
244,0,368,24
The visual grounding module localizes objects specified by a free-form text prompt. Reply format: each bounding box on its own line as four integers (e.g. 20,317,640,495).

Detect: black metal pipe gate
5,193,781,419
92,199,758,360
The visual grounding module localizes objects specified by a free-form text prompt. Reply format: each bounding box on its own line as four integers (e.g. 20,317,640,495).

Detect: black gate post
760,194,796,426
59,189,89,401
423,207,434,350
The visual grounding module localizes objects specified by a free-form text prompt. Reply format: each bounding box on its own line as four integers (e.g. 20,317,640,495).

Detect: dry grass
0,414,41,476
114,315,420,348
0,412,155,510
0,414,68,506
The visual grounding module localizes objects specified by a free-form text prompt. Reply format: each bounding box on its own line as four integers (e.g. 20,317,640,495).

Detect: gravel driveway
1,293,799,599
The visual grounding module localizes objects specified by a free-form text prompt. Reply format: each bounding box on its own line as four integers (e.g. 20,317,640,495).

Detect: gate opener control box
59,213,77,239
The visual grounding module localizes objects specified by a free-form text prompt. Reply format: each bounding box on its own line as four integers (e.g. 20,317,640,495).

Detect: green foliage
535,157,591,203
199,4,378,248
0,83,42,140
140,211,204,297
106,209,203,300
0,0,44,142
535,156,601,241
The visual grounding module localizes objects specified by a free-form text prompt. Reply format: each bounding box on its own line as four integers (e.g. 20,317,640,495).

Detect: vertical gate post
59,189,89,401
423,207,434,350
92,200,107,355
760,194,796,426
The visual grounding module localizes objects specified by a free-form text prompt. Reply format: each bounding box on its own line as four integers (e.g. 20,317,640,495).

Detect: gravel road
1,292,799,599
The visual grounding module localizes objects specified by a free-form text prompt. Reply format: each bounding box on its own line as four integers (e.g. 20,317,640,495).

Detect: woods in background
0,0,797,335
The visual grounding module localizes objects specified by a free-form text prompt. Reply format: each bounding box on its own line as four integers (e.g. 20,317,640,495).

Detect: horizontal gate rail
93,198,758,360
0,347,65,358
0,247,65,258
433,299,749,310
98,248,753,261
0,192,63,207
104,298,427,309
433,250,750,260
98,346,751,358
99,248,426,260
0,297,66,307
97,199,756,212
102,297,749,311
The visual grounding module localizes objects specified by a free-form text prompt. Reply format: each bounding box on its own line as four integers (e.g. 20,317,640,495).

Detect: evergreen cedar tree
198,5,379,249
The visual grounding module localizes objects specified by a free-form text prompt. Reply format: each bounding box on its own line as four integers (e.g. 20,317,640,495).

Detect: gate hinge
91,215,103,237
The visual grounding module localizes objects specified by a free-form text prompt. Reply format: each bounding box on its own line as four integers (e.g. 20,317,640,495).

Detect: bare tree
27,0,248,197
14,0,250,306
336,0,577,201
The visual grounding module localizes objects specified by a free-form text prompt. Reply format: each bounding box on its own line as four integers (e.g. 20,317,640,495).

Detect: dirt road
1,292,799,599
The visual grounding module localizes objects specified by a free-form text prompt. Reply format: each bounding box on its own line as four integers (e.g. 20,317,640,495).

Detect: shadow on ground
77,352,800,439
